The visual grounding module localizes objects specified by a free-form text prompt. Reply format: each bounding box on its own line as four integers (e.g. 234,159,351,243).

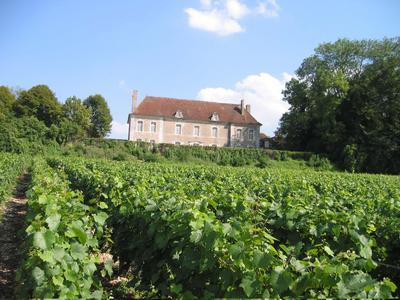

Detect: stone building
127,91,262,147
259,133,271,148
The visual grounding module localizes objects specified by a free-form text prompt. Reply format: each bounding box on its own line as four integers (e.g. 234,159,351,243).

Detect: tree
62,96,91,140
0,86,16,115
51,119,82,144
277,37,400,174
13,85,62,126
83,94,112,138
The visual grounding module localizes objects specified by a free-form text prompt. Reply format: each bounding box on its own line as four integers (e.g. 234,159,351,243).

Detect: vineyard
0,153,27,208
1,153,399,298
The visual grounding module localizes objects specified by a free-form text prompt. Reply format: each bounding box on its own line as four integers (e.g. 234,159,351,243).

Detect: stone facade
127,93,262,148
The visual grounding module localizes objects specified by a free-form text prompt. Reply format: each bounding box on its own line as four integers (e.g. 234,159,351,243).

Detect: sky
1,0,399,138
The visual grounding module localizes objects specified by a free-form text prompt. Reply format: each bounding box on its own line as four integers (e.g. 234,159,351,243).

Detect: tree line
275,37,400,174
0,84,112,151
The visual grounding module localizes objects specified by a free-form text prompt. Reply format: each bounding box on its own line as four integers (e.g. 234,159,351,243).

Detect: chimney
131,90,138,112
245,104,251,113
240,99,245,115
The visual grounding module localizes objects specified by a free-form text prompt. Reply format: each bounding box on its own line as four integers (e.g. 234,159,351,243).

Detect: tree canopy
0,84,113,152
0,86,16,115
277,37,400,174
61,96,92,141
13,85,62,126
84,94,112,138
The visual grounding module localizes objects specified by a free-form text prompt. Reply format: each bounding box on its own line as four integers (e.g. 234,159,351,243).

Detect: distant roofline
141,95,241,107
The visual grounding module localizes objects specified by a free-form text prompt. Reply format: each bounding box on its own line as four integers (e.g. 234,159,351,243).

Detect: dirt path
0,173,30,300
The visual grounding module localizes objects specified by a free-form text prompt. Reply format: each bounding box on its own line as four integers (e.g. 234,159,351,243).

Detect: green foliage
0,153,27,207
17,159,109,298
63,96,91,130
342,144,358,172
62,96,92,141
0,122,25,153
54,119,83,144
277,37,400,174
0,85,114,153
51,157,399,298
87,139,312,167
84,95,112,138
112,152,128,161
0,86,16,114
155,140,311,167
13,85,62,127
307,154,334,171
256,155,271,168
0,115,64,154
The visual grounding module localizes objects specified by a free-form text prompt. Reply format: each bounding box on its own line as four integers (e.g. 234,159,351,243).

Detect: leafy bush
256,155,271,168
143,152,159,162
307,154,334,171
113,152,128,161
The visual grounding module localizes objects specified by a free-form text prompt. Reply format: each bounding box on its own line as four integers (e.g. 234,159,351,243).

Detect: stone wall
128,115,260,147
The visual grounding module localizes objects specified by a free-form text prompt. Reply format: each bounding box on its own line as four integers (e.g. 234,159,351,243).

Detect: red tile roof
131,96,261,125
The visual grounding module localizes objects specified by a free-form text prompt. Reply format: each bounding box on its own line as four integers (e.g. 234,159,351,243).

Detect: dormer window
174,110,183,118
210,112,219,121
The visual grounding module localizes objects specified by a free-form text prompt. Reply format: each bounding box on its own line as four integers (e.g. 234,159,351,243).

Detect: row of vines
16,159,111,298
40,157,399,298
0,152,27,207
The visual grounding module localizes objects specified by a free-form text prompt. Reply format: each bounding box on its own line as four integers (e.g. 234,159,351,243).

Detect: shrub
143,152,159,162
342,144,358,172
256,155,271,168
307,154,334,171
113,152,128,161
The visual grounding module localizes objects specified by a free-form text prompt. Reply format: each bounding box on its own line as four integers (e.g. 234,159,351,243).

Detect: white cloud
185,0,279,36
185,8,244,36
197,72,293,135
257,0,279,18
226,0,249,19
109,120,129,140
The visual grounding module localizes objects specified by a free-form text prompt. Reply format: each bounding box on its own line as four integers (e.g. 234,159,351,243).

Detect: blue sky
1,0,399,138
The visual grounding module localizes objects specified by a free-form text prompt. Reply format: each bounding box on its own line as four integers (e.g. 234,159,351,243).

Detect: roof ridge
144,95,240,107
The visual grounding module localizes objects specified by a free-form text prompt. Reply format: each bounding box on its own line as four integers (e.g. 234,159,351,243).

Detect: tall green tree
13,85,62,126
62,96,91,140
277,37,400,174
83,94,112,138
0,86,16,115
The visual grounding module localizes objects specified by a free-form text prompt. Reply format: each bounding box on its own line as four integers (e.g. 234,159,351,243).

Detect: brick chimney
245,104,251,113
240,99,245,115
131,90,138,112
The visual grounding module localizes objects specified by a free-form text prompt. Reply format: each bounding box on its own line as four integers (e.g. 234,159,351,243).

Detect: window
236,129,242,139
151,122,157,133
212,127,218,138
194,126,200,136
175,141,181,145
137,120,143,132
211,112,219,121
137,138,142,142
211,144,217,147
174,110,183,118
249,129,254,141
175,124,182,135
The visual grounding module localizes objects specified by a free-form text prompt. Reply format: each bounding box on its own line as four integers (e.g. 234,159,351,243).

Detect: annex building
127,91,262,147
